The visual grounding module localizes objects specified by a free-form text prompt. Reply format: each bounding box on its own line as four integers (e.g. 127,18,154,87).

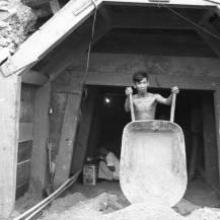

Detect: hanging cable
77,0,98,122
162,5,220,41
81,0,98,87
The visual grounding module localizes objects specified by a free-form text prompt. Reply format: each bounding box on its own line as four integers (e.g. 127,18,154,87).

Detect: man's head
132,71,149,94
132,71,149,83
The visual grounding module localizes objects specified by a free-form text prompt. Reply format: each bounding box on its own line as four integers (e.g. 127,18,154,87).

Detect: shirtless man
125,71,179,120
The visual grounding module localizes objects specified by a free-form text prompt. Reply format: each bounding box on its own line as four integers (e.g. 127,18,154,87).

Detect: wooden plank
0,74,21,219
202,94,219,188
22,70,48,86
110,9,194,30
30,83,51,195
0,0,102,77
0,0,218,78
72,89,97,173
85,71,220,90
54,93,82,188
19,123,33,142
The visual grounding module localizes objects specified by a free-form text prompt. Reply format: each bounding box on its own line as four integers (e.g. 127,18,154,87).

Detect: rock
0,0,37,54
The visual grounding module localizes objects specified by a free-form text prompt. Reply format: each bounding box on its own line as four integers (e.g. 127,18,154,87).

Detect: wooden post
0,74,21,219
214,87,220,185
54,92,82,188
188,105,201,180
72,88,98,173
30,83,51,195
202,93,219,188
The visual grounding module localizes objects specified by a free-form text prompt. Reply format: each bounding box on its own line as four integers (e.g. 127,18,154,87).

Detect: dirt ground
13,177,220,220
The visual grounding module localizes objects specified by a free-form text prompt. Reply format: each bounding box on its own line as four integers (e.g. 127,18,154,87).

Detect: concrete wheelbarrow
120,92,187,207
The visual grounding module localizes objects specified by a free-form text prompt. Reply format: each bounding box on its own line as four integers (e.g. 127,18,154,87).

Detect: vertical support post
0,74,21,219
214,87,220,186
202,93,219,188
54,92,82,188
72,88,97,173
30,83,51,195
188,106,201,180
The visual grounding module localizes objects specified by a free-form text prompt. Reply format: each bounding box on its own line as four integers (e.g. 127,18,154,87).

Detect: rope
203,0,220,6
160,4,220,41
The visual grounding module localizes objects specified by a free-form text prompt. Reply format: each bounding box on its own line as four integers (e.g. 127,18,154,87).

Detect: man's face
134,78,149,94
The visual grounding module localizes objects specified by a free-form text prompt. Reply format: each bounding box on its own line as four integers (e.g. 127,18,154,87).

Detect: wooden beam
84,71,219,90
0,0,102,77
0,74,21,219
1,0,218,78
22,70,48,86
71,89,97,173
40,13,111,81
54,93,82,188
214,88,220,185
110,9,194,30
30,83,51,195
103,0,218,8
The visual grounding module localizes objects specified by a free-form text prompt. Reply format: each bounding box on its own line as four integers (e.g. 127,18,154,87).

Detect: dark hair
132,71,149,83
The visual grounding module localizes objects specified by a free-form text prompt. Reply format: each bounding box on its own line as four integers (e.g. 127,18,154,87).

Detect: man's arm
155,86,179,105
155,94,172,105
124,87,133,112
124,97,130,112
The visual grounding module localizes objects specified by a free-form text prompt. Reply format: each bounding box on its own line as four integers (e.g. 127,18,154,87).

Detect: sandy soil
13,180,220,220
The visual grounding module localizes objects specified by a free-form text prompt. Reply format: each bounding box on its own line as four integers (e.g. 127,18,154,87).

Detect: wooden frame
0,74,21,218
84,71,220,187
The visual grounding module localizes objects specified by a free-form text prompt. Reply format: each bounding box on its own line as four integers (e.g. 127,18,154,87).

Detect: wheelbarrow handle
170,93,177,123
129,93,135,122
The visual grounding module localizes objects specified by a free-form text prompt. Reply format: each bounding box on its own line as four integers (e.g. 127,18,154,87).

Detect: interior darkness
82,85,218,183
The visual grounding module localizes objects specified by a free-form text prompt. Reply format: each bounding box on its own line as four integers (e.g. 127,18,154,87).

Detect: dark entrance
73,85,220,206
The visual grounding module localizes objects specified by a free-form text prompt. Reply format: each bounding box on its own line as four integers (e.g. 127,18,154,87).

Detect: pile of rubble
0,0,37,63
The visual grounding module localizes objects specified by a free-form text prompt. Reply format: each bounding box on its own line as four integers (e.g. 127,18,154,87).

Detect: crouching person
98,148,119,181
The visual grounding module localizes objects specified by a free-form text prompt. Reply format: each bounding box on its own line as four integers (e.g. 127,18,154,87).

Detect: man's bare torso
133,93,157,120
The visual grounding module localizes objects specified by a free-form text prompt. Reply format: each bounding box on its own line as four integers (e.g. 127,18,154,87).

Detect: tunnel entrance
73,84,220,207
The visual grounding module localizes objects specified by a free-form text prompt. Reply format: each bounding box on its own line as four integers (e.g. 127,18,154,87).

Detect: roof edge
0,0,220,78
